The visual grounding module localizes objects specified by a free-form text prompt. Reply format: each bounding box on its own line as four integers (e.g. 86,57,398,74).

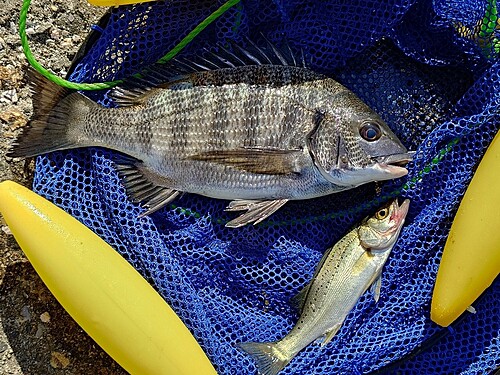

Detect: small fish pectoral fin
114,155,180,216
225,199,288,228
370,275,382,303
187,148,303,175
320,323,342,347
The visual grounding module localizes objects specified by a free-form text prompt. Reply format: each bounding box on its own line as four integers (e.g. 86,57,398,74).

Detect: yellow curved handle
0,180,217,375
431,130,500,327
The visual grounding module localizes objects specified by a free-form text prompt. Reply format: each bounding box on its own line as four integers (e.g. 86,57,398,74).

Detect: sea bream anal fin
187,148,304,175
114,155,180,216
225,199,289,228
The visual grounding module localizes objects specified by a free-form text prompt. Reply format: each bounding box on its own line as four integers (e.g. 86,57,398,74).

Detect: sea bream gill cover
9,43,413,227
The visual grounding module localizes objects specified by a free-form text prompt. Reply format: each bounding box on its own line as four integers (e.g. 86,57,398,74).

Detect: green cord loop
157,0,241,64
19,0,241,90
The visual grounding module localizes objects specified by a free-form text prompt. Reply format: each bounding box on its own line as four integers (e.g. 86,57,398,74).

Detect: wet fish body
10,46,412,226
238,199,410,375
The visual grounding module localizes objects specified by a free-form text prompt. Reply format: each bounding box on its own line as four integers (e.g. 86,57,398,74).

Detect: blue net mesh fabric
32,1,499,374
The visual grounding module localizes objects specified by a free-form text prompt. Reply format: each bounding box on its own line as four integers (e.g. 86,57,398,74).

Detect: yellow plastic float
0,180,217,375
431,130,500,327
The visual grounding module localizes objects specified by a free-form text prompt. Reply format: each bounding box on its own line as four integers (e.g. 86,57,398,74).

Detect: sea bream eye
359,122,382,141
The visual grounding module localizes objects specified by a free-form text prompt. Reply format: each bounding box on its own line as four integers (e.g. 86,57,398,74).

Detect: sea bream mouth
372,151,415,178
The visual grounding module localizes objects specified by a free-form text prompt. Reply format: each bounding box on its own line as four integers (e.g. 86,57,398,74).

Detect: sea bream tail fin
238,341,289,375
8,68,94,158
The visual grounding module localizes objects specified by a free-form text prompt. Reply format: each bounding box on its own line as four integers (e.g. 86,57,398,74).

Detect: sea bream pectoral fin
187,148,304,175
225,199,289,228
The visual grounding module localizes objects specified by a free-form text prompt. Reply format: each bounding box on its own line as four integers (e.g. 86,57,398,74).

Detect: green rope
480,0,500,57
157,0,241,64
19,0,241,90
472,0,500,57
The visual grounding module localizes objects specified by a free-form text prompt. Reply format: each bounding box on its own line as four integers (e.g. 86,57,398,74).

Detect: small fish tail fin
238,341,289,375
8,68,93,158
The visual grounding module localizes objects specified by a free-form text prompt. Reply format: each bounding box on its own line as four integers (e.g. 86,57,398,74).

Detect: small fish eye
359,122,382,142
375,208,389,220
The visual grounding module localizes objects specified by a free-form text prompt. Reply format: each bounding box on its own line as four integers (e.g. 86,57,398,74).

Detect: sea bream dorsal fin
109,39,311,107
172,36,307,73
209,36,307,69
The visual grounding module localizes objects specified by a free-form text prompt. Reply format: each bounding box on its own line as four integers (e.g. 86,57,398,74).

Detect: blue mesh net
31,0,499,374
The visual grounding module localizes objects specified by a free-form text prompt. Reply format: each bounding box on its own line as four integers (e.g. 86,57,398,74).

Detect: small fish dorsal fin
290,283,311,313
291,245,335,313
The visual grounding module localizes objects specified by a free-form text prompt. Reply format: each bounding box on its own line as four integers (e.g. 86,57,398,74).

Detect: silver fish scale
147,84,313,154
76,80,347,199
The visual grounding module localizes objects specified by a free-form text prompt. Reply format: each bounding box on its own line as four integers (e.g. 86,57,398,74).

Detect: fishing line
19,0,241,90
